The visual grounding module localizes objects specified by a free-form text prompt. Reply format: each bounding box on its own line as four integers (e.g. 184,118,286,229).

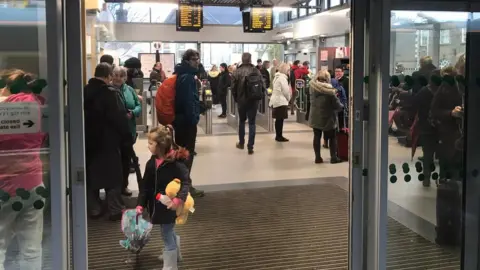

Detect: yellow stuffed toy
165,178,195,225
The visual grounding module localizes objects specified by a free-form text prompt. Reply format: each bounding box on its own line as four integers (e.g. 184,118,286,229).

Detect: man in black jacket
84,63,131,220
231,53,263,154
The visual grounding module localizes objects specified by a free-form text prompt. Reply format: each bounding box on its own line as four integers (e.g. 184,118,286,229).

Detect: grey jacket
231,63,262,105
308,80,344,131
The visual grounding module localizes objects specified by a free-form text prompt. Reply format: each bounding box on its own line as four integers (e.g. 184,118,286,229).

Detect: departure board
250,7,273,31
177,2,203,32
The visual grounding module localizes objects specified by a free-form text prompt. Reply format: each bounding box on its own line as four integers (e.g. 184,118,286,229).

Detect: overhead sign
0,102,41,135
250,7,273,32
176,2,203,32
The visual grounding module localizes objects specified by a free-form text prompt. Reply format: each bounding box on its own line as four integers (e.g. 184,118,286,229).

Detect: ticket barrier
198,82,213,134
226,87,273,133
256,88,274,132
137,81,160,133
295,79,309,124
226,87,237,129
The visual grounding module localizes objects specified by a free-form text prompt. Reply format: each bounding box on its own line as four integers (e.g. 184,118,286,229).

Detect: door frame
65,0,89,269
45,0,68,268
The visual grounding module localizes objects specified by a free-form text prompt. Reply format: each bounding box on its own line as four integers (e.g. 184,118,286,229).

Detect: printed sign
0,102,41,134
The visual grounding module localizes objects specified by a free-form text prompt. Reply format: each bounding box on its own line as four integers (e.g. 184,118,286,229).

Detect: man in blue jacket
173,49,205,197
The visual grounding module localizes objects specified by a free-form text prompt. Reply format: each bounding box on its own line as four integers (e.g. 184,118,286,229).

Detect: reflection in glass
0,2,51,269
387,10,465,269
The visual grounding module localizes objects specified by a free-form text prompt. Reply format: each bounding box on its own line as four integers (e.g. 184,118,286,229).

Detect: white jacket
269,73,291,108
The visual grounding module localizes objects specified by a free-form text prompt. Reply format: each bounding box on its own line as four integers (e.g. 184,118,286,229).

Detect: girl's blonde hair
455,53,466,76
277,63,290,75
148,124,176,157
315,69,331,83
441,66,457,77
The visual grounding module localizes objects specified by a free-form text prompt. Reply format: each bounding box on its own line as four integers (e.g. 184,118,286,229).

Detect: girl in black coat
136,125,191,269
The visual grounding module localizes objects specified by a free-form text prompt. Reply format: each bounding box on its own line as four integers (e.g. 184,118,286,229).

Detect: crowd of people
389,55,465,189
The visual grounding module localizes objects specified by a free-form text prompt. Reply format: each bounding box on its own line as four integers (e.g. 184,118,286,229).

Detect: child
136,125,191,269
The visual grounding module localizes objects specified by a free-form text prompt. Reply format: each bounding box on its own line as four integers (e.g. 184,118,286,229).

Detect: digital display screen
250,7,273,31
177,2,203,32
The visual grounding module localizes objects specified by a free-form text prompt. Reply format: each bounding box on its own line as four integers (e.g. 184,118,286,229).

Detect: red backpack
155,75,177,125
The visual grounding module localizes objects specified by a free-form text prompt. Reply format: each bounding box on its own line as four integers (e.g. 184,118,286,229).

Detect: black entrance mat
84,183,459,270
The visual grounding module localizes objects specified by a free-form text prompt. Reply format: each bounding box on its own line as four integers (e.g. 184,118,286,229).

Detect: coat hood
208,70,220,78
309,80,337,95
174,61,198,76
151,148,190,162
274,72,288,81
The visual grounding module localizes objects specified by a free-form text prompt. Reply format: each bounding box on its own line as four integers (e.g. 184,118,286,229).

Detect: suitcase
435,180,461,246
337,128,349,161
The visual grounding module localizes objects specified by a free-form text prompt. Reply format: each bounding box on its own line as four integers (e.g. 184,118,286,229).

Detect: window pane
0,2,53,270
299,5,307,17
244,44,283,63
104,3,150,23
151,3,177,23
330,0,341,8
152,42,197,64
102,42,151,64
201,43,243,69
291,9,298,19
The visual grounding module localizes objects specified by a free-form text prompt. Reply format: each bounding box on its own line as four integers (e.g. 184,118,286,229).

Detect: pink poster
320,50,328,61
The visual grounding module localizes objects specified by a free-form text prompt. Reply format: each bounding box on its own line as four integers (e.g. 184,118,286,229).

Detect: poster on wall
138,53,176,79
320,50,328,61
159,53,175,78
138,53,156,78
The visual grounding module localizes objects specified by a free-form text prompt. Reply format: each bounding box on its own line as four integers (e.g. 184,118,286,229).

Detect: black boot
190,187,205,198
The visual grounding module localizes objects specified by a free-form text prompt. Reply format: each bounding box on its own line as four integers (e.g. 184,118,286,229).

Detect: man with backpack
231,52,265,155
155,49,205,198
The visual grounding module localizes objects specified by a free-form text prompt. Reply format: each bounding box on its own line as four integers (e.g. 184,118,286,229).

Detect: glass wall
244,44,284,63
387,10,466,269
0,1,52,269
201,43,243,70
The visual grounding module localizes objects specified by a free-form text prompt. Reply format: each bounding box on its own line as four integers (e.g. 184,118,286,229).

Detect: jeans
313,128,338,159
160,224,178,251
0,185,45,270
238,102,259,150
275,119,284,139
173,124,197,175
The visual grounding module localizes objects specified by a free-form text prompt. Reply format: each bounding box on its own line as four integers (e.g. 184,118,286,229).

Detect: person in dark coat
259,60,271,89
124,57,144,89
309,69,344,164
217,63,231,118
412,69,441,187
149,62,166,85
412,56,436,94
173,49,205,198
207,65,220,105
430,66,463,181
84,63,131,220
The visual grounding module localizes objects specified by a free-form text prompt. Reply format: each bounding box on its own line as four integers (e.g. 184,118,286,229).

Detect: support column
349,0,390,268
430,23,440,67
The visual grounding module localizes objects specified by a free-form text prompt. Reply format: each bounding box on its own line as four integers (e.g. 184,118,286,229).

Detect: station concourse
1,0,480,270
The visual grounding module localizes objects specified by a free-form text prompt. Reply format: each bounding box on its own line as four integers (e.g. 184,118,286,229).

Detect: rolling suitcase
435,180,461,246
337,128,349,161
337,110,349,161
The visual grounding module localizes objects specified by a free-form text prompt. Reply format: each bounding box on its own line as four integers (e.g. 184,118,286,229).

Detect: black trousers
313,128,337,159
87,187,124,216
220,93,227,115
174,124,197,175
121,143,141,190
275,119,284,139
420,133,439,183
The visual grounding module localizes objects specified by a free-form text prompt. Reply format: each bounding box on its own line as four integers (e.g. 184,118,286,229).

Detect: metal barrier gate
295,79,309,124
256,89,274,132
226,87,273,133
137,81,159,132
198,80,213,134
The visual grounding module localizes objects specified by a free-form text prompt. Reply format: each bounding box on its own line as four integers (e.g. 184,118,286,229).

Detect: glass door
350,0,480,268
0,0,72,269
